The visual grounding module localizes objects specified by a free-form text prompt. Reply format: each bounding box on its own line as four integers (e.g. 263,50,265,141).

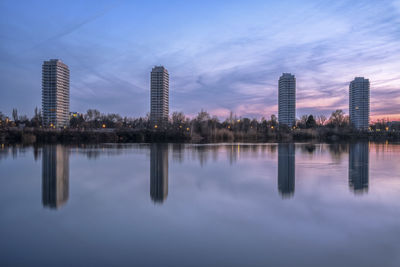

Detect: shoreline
1,128,400,145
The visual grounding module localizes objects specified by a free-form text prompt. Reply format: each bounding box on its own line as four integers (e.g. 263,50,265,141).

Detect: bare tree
270,114,278,126
316,115,327,126
12,108,18,122
172,112,186,128
328,110,348,128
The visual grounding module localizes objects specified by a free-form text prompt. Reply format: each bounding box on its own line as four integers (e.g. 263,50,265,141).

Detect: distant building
278,73,296,126
388,121,400,131
349,143,369,194
150,66,169,127
69,112,82,119
150,144,169,203
42,59,70,128
42,145,69,209
349,77,370,130
278,143,295,198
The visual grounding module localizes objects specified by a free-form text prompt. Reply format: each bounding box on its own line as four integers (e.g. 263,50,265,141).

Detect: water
1,143,400,267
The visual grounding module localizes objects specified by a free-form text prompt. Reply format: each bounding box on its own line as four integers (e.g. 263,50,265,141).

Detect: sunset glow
0,0,399,120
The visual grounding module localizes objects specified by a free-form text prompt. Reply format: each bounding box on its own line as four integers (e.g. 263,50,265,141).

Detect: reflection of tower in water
349,143,369,194
42,145,69,209
278,143,295,198
150,144,169,203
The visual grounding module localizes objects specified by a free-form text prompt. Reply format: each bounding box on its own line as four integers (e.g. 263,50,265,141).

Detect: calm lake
1,143,400,267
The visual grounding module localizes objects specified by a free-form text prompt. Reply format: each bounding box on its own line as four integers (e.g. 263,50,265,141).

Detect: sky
0,0,400,121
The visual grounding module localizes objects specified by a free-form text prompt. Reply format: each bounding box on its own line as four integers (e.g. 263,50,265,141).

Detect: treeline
1,108,400,144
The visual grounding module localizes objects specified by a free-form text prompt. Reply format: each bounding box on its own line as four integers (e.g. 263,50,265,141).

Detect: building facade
150,66,169,127
278,73,296,127
349,77,370,130
42,59,70,128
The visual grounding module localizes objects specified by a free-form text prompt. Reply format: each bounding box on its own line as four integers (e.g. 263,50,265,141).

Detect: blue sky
1,0,400,120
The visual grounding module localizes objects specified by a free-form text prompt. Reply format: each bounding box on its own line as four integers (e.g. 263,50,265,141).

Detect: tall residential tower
349,77,370,130
278,73,296,127
42,59,70,128
150,66,169,127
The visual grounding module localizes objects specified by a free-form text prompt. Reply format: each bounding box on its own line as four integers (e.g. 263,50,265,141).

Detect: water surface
1,143,400,267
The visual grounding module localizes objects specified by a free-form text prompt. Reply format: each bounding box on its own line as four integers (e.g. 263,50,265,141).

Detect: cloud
29,2,121,51
0,0,400,120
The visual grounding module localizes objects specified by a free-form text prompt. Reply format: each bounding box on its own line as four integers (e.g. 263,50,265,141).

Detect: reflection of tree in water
300,144,316,154
0,145,39,161
12,146,18,159
186,144,279,166
0,145,9,161
85,150,101,159
211,145,219,162
239,145,252,154
328,143,349,162
250,145,259,157
267,144,277,155
278,143,295,198
371,142,400,154
349,143,369,194
228,144,239,165
194,145,210,166
73,144,148,159
42,145,69,209
172,143,184,163
150,144,169,203
33,145,41,161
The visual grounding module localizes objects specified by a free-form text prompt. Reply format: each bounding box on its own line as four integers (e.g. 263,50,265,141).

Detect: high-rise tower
349,77,370,130
150,66,169,127
278,73,296,127
42,59,70,128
